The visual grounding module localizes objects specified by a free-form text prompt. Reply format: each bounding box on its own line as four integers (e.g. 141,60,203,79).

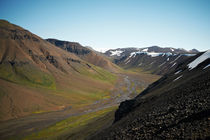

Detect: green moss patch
0,63,56,89
23,106,117,140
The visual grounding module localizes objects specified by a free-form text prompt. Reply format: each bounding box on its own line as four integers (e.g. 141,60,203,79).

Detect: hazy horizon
0,0,210,51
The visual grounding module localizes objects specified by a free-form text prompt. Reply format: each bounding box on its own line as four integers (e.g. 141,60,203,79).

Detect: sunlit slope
46,38,121,73
0,20,117,121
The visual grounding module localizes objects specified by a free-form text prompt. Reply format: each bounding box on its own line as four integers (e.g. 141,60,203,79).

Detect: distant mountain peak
189,48,199,53
0,19,24,31
103,46,201,75
104,46,199,60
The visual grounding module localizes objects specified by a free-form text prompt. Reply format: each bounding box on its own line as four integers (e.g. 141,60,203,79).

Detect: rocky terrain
104,46,199,75
92,51,210,139
46,38,120,73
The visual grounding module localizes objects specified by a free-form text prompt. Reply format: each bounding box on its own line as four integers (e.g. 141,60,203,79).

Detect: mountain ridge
104,46,199,75
46,38,121,73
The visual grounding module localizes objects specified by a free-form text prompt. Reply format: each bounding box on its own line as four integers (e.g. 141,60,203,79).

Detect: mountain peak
189,48,199,53
0,19,23,30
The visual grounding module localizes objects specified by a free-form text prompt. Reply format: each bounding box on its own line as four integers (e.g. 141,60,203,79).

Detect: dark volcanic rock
114,99,136,123
92,52,210,140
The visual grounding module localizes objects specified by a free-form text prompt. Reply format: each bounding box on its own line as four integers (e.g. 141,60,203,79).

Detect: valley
0,19,209,140
0,71,160,140
1,0,210,138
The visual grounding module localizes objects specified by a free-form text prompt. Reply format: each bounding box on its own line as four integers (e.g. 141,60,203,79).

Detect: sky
0,0,210,52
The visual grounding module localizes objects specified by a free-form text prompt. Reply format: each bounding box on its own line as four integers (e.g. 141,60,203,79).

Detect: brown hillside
46,38,120,73
0,20,116,121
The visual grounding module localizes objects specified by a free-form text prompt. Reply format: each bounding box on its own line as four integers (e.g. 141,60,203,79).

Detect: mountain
105,46,198,58
92,50,210,139
104,47,139,60
104,46,199,75
46,38,120,73
189,48,199,53
0,20,117,121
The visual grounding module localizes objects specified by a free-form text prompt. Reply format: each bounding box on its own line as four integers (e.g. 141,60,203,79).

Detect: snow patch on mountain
188,50,210,70
124,57,130,62
170,63,176,68
175,70,182,75
173,75,183,82
138,63,142,66
147,52,162,57
203,64,210,69
110,50,124,56
125,59,131,64
162,52,173,57
150,62,154,65
129,52,137,58
127,51,175,59
122,48,199,66
142,48,148,52
159,62,166,67
170,55,181,64
182,54,196,56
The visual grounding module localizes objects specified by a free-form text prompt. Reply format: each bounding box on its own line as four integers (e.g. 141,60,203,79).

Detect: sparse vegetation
0,20,164,140
0,63,56,89
23,106,117,140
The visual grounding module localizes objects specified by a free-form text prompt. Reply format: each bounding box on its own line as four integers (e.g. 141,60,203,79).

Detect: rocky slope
105,46,198,59
93,50,210,139
104,46,199,75
46,38,120,73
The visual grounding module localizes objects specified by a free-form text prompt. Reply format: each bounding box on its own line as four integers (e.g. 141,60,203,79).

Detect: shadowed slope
93,51,210,139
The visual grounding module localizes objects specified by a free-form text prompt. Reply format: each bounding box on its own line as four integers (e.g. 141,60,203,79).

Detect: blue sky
0,0,210,51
